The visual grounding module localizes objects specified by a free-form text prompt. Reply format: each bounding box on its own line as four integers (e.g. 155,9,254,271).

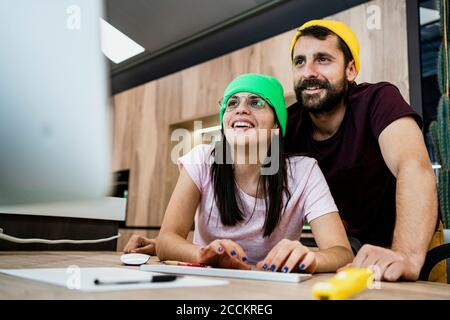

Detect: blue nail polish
282,266,288,273
269,264,276,272
262,264,267,270
242,256,248,262
299,263,305,270
230,250,236,256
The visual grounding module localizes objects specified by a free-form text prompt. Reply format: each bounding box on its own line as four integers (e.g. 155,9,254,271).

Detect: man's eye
318,57,329,63
294,58,304,66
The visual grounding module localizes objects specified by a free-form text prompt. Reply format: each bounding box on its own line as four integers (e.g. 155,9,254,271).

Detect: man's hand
196,239,250,270
339,244,422,281
123,235,157,255
256,239,317,273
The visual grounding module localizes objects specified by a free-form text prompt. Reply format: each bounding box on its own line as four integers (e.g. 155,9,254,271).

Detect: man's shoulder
351,81,395,90
348,81,422,135
348,81,402,103
346,81,408,118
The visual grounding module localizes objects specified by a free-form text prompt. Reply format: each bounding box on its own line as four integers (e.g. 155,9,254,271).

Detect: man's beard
294,76,348,114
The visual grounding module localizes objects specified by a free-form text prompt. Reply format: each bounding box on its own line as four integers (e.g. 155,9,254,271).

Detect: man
285,19,439,281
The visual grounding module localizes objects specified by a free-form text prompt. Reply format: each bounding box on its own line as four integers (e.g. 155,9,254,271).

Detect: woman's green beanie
219,73,287,136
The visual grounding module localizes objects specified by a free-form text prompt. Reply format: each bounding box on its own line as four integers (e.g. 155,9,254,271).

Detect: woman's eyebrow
230,94,260,99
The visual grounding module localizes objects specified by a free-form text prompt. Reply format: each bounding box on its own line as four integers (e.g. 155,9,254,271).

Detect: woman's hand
123,235,157,255
257,239,317,273
195,239,251,270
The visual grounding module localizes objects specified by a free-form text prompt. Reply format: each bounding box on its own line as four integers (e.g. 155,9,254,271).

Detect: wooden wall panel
228,45,260,77
126,82,157,226
258,29,297,96
112,88,143,171
178,54,235,122
329,0,409,102
112,0,410,229
144,73,183,226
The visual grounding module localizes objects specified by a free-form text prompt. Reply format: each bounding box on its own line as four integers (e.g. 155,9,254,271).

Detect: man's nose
302,61,319,79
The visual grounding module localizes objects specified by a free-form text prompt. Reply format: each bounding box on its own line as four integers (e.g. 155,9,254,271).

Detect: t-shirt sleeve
302,161,339,223
369,83,423,139
177,144,212,192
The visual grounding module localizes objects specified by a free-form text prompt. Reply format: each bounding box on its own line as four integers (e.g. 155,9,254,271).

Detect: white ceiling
106,0,276,68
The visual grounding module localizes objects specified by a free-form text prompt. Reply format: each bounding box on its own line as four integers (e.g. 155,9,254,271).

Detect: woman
124,73,353,273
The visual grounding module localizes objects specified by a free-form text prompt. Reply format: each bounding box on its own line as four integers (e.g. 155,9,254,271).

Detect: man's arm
351,116,437,281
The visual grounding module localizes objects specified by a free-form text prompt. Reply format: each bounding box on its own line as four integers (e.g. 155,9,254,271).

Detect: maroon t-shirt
285,82,422,247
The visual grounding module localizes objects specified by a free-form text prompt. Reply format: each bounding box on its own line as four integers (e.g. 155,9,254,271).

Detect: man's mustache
296,79,331,91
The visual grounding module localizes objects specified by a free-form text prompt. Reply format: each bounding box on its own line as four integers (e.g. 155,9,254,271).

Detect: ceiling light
99,18,145,64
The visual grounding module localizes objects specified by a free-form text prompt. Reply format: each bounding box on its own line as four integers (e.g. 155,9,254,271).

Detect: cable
0,229,120,244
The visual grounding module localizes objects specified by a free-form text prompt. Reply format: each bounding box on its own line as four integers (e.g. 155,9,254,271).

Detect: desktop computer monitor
0,0,112,206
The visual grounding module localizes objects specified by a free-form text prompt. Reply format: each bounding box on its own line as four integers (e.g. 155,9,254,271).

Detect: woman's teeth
233,121,254,128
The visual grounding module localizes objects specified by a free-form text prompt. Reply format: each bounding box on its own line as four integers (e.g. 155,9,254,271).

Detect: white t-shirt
178,144,338,264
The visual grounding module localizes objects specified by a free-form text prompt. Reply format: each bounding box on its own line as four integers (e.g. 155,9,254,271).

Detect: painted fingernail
242,256,248,262
262,264,267,270
282,266,289,273
230,250,237,256
269,264,276,272
299,263,305,270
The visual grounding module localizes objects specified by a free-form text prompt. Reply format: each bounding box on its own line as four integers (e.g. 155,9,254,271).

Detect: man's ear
346,60,357,82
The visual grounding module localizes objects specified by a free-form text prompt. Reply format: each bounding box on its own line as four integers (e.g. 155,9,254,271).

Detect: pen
162,260,208,268
94,275,177,285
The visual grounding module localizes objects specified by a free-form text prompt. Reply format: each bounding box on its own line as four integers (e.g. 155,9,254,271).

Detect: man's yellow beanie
289,19,360,74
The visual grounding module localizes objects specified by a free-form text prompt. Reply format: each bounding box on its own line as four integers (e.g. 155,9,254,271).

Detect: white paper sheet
0,267,228,292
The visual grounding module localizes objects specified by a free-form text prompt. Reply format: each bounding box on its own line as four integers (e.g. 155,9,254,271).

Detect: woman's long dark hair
210,125,292,237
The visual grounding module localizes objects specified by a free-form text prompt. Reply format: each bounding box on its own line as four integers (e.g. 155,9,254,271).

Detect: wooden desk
0,251,449,300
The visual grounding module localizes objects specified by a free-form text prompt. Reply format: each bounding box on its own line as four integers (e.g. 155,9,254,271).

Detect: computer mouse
120,253,151,265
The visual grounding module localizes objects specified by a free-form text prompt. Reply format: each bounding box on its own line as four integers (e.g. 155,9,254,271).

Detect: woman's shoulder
285,155,320,182
285,155,318,168
179,144,215,165
284,155,326,197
